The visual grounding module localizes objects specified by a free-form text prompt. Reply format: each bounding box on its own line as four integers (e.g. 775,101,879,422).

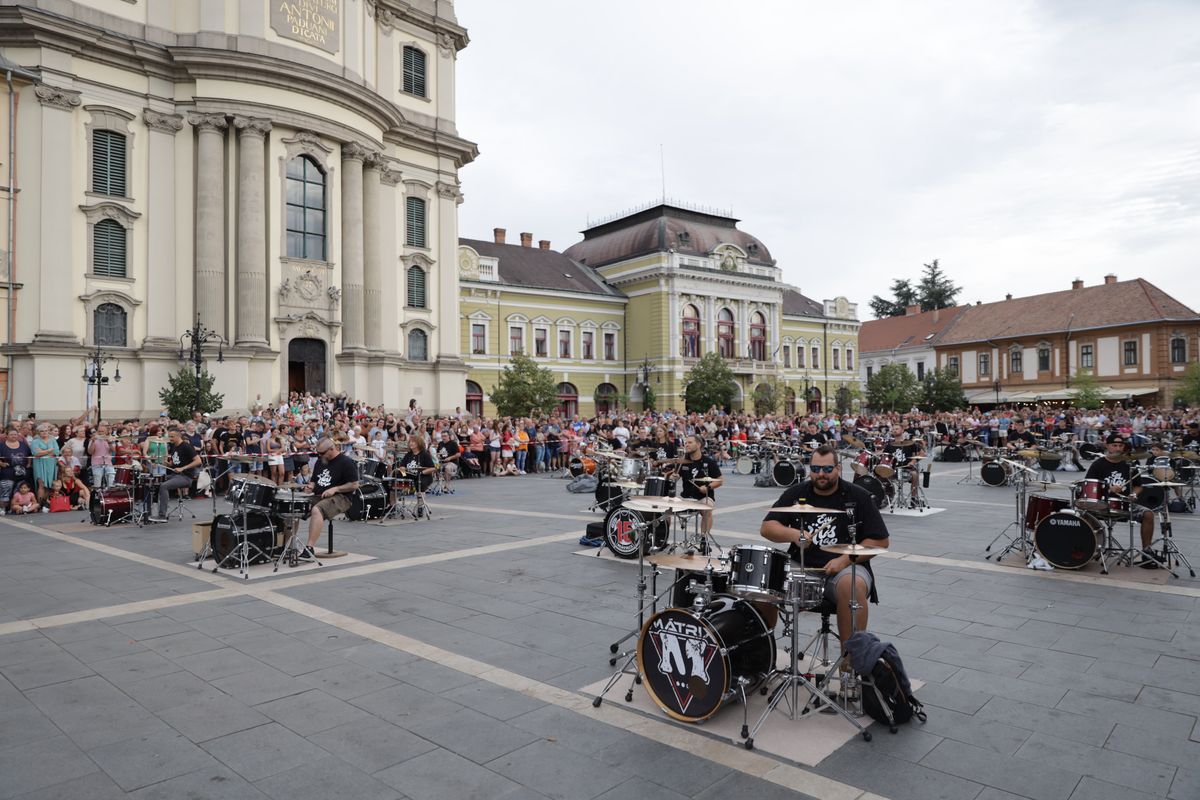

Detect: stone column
188,113,228,335
31,85,81,345
143,110,185,345
233,116,272,346
363,155,383,351
340,144,367,350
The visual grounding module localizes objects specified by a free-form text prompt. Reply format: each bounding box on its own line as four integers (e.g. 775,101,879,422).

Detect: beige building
0,0,476,420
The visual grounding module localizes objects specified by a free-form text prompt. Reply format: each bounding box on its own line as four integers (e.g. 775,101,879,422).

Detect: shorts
826,566,873,598
1128,503,1152,522
312,493,352,519
268,455,284,466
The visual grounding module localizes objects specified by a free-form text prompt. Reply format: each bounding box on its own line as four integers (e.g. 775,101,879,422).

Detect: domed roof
563,203,775,268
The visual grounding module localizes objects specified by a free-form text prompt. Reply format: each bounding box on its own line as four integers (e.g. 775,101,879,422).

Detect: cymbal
1144,481,1188,488
624,496,710,514
689,476,718,483
774,503,846,515
1017,449,1040,458
821,542,888,556
592,451,624,460
647,553,729,572
612,480,642,489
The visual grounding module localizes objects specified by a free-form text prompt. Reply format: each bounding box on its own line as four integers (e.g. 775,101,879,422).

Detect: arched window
406,265,427,308
594,383,619,415
681,304,700,358
465,380,483,417
94,303,127,347
556,382,578,418
406,196,427,248
749,312,766,361
407,329,428,361
403,45,427,97
785,388,797,415
93,218,127,278
718,308,735,359
285,156,326,260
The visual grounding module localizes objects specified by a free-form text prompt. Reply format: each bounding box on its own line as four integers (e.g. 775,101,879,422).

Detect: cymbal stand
1152,500,1194,577
595,518,663,707
211,500,273,579
985,466,1031,561
956,444,980,485
378,476,415,522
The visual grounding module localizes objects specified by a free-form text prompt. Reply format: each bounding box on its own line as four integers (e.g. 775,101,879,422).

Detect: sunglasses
810,464,837,474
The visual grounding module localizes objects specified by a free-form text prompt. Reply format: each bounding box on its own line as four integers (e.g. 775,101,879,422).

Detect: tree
752,380,785,416
922,367,966,412
1175,362,1200,408
159,367,224,421
642,385,657,412
683,352,738,412
1069,367,1105,410
488,352,559,417
835,382,862,414
868,260,961,318
866,363,921,412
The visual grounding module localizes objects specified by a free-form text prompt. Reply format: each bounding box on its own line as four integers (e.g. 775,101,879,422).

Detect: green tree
922,367,966,412
866,363,921,412
1069,367,1105,410
642,385,657,412
159,367,225,420
683,352,738,412
835,382,862,414
869,278,917,318
917,259,960,311
752,380,785,416
488,352,559,417
1176,362,1200,408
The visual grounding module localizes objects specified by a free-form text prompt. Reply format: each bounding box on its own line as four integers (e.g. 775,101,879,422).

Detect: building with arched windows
0,0,475,419
460,203,862,417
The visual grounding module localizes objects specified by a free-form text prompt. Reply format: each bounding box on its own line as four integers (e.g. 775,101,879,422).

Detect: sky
453,0,1200,317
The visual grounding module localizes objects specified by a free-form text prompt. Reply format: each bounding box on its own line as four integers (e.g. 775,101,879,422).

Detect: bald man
302,437,359,559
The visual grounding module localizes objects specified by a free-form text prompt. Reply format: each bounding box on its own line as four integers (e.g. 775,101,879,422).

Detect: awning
1101,385,1160,400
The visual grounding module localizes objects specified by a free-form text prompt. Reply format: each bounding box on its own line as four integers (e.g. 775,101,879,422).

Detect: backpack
846,631,927,733
1168,498,1190,514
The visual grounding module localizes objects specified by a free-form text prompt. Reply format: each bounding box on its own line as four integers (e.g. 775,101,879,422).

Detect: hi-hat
624,496,710,514
689,476,718,483
821,542,888,556
612,480,642,489
647,553,729,572
774,503,846,514
1144,481,1188,488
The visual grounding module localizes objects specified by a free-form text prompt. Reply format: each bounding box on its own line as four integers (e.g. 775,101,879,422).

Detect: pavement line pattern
452,503,596,522
0,588,241,637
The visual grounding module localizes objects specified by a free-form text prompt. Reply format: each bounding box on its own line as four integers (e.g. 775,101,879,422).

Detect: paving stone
254,688,371,736
592,776,689,800
128,763,271,799
593,735,736,797
26,675,170,750
113,616,192,642
120,669,224,713
87,730,217,792
1069,775,1164,800
391,657,477,693
140,629,226,660
211,663,311,705
1104,722,1200,768
922,644,1031,677
157,691,272,743
253,756,403,800
89,649,181,688
912,681,992,714
59,629,147,663
944,667,1066,707
0,635,65,668
348,682,465,728
309,716,437,773
173,646,269,680
818,744,982,800
0,734,99,799
486,739,628,800
506,705,628,757
1171,767,1200,800
200,722,329,782
1015,731,1174,796
0,650,94,690
920,738,1081,800
916,704,1029,755
1017,664,1141,702
438,680,548,721
406,707,540,764
0,701,63,751
297,660,400,700
7,770,126,800
375,747,521,800
1057,689,1196,737
976,696,1113,747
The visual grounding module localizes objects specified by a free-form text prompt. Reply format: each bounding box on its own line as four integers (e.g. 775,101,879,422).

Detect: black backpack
860,649,927,732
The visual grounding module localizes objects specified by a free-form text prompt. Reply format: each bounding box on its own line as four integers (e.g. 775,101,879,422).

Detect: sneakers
1138,548,1160,569
148,515,168,523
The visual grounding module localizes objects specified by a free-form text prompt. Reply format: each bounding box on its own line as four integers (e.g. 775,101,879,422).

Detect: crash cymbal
1017,449,1040,458
821,542,888,556
774,503,846,514
1143,481,1188,488
688,476,718,483
612,480,643,489
624,496,711,514
647,553,729,572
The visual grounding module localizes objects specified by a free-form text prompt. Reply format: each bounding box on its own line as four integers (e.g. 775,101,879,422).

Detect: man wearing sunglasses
1083,433,1158,567
301,437,359,562
760,443,889,644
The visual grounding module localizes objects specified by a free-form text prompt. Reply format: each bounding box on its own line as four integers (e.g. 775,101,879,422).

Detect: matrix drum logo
640,609,725,720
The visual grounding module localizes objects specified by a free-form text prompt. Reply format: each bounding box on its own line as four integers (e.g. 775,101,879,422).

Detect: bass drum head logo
637,607,728,721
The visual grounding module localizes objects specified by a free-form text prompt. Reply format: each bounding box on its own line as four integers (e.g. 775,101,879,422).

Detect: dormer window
677,231,691,246
747,243,759,256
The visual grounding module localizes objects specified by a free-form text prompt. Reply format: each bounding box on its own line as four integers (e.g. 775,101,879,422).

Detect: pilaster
233,116,272,346
340,143,368,351
188,112,229,336
142,110,184,345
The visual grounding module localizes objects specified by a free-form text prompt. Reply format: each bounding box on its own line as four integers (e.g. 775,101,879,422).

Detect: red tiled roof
859,306,968,354
938,279,1199,345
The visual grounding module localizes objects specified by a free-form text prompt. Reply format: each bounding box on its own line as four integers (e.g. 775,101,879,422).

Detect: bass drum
1079,442,1102,461
347,480,386,521
735,456,755,475
853,473,887,509
1034,510,1102,570
637,595,775,722
980,460,1010,487
90,487,133,526
941,445,965,463
772,460,797,488
603,505,668,559
210,511,283,565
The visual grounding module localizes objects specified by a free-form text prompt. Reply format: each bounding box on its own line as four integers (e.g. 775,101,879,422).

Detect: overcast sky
454,1,1200,316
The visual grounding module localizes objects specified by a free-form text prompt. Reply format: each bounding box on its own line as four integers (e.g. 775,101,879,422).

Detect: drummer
760,443,889,644
677,434,722,538
148,427,200,523
1146,441,1184,505
1083,433,1157,567
1006,419,1039,451
302,438,360,560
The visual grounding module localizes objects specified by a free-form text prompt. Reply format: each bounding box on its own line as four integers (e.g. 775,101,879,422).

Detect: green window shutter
93,130,127,196
406,196,426,247
407,266,426,307
93,218,127,277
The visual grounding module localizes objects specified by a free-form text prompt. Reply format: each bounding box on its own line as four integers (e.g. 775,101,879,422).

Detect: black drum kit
195,474,320,576
595,502,883,748
733,440,808,487
844,436,929,512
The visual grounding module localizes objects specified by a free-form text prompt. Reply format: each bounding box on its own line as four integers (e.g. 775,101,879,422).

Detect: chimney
1104,273,1117,285
520,232,533,248
1071,278,1084,290
933,308,940,323
905,304,920,316
1005,293,1012,301
538,239,551,251
493,227,506,245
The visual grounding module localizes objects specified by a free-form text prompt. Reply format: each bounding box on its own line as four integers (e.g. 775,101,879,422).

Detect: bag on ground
846,631,927,731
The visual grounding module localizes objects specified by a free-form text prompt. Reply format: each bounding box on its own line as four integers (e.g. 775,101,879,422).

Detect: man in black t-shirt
1084,433,1157,564
677,434,722,535
436,432,460,482
304,437,360,557
1007,419,1039,451
761,444,889,643
149,428,201,522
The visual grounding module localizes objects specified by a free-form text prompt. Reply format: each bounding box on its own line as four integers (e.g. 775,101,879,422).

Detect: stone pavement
1,461,1199,799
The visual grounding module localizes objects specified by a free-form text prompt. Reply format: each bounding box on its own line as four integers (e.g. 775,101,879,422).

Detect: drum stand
378,476,417,522
956,445,980,485
208,501,275,580
274,514,323,572
1151,504,1194,577
985,468,1033,561
595,517,662,706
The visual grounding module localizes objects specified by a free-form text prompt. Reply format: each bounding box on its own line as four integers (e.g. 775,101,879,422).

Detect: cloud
455,0,1200,312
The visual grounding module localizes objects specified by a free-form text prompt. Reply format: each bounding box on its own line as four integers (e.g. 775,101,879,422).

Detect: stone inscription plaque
271,0,341,55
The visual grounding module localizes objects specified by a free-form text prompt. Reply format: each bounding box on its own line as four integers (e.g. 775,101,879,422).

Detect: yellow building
460,203,861,416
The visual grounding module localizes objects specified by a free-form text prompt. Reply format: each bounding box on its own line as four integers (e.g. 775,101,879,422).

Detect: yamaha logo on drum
1049,516,1082,527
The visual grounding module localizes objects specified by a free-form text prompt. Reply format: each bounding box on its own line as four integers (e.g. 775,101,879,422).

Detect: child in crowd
46,480,72,513
293,463,312,488
9,482,39,514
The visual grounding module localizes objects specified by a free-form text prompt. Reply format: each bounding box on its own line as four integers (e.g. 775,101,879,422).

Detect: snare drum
1024,493,1070,531
235,476,278,510
735,456,755,475
1073,478,1107,510
671,568,729,609
271,488,313,517
643,475,676,498
1037,450,1063,472
874,452,896,479
851,449,875,477
728,545,788,602
1151,456,1175,482
783,566,826,610
618,457,646,484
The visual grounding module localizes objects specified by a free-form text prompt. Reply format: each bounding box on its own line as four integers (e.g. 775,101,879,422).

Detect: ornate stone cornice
233,116,273,137
142,109,184,134
34,84,81,111
379,165,403,186
187,112,228,132
79,201,142,226
342,142,372,162
436,180,463,202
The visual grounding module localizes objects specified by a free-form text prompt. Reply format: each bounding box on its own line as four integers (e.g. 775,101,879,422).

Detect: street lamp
178,314,225,415
82,347,121,422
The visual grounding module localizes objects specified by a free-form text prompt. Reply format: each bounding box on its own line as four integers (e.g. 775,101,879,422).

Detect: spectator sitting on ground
9,482,39,514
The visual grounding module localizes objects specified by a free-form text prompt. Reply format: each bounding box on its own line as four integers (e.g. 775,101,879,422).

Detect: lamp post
178,314,225,415
82,347,121,422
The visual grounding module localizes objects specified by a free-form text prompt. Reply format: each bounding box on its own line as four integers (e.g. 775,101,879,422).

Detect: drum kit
733,440,808,487
88,460,173,527
595,502,884,748
195,473,320,576
847,438,929,512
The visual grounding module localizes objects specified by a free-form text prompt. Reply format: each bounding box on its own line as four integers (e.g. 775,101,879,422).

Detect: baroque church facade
0,0,475,418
